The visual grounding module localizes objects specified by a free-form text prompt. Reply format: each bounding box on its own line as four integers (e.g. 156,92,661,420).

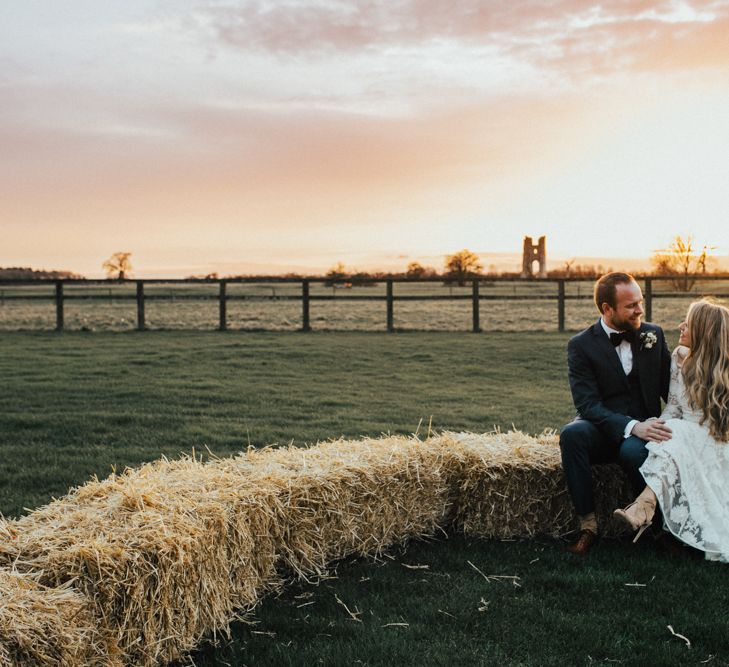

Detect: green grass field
2,330,727,667
0,331,573,517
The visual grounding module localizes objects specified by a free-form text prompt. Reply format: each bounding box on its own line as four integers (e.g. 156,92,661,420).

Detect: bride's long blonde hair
682,299,729,442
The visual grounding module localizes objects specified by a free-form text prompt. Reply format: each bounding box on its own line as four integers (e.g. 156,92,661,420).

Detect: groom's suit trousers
560,418,649,516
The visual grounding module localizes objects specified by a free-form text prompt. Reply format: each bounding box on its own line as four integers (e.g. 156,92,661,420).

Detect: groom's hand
631,419,672,442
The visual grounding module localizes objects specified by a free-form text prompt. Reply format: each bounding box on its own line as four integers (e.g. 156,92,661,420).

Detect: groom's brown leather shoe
566,529,598,555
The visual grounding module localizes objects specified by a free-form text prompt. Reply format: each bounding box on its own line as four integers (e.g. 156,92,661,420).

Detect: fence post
558,279,565,332
136,281,145,331
472,279,480,333
644,277,652,323
386,280,394,332
55,281,64,331
302,280,311,331
218,280,227,331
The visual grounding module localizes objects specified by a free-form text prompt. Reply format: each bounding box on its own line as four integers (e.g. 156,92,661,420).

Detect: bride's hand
632,419,672,442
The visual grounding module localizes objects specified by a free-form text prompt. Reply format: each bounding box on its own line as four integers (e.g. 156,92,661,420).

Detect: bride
613,298,729,562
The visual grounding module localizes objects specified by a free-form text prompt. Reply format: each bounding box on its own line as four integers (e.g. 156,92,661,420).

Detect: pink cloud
199,0,597,52
196,0,729,80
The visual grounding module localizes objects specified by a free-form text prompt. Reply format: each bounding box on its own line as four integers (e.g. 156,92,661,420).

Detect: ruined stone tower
521,236,547,278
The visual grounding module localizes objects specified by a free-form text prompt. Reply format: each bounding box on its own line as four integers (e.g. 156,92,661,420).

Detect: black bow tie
610,331,634,346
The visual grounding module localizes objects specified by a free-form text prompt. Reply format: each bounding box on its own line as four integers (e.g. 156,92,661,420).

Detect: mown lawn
3,329,726,667
0,330,574,517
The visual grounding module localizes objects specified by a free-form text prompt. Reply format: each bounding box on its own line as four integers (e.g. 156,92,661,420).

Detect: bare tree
651,235,713,292
324,262,348,287
444,249,483,286
406,261,425,278
406,262,437,279
102,252,133,280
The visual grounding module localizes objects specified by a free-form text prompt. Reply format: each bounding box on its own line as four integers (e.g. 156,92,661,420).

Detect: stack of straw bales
0,431,633,666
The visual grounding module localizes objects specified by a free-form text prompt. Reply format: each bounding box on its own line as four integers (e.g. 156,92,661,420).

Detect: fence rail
1,276,728,333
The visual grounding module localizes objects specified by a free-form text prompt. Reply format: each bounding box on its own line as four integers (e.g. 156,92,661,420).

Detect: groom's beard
612,314,641,332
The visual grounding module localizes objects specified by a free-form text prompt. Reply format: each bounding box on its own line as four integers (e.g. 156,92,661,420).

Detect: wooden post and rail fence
0,275,726,333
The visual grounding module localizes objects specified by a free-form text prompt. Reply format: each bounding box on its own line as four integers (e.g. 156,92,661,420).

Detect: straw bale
441,431,633,538
2,459,262,666
0,568,115,667
215,436,453,578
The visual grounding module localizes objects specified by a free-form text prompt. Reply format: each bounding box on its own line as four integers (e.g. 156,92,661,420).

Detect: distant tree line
0,267,84,280
314,240,728,288
6,237,726,289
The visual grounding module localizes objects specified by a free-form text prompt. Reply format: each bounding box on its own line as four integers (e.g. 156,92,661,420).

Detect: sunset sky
3,1,729,277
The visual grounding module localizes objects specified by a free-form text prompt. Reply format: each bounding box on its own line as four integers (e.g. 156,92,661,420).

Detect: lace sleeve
660,347,687,420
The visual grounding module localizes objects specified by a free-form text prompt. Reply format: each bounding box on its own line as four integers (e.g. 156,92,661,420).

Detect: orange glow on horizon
2,2,729,277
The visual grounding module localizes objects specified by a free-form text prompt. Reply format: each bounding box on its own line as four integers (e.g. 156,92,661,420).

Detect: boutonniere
639,331,657,350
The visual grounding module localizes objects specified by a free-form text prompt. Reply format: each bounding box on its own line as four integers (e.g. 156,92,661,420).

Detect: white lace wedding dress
640,346,729,563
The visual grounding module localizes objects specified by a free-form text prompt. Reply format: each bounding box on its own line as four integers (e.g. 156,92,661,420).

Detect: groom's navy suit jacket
567,320,671,446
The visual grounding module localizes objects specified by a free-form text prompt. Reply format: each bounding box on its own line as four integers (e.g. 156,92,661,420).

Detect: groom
560,272,671,555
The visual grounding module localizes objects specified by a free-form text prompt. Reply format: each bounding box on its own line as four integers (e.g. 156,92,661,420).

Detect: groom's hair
594,272,636,313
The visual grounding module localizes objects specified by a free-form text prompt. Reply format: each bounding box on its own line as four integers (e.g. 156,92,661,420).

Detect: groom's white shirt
600,317,638,439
